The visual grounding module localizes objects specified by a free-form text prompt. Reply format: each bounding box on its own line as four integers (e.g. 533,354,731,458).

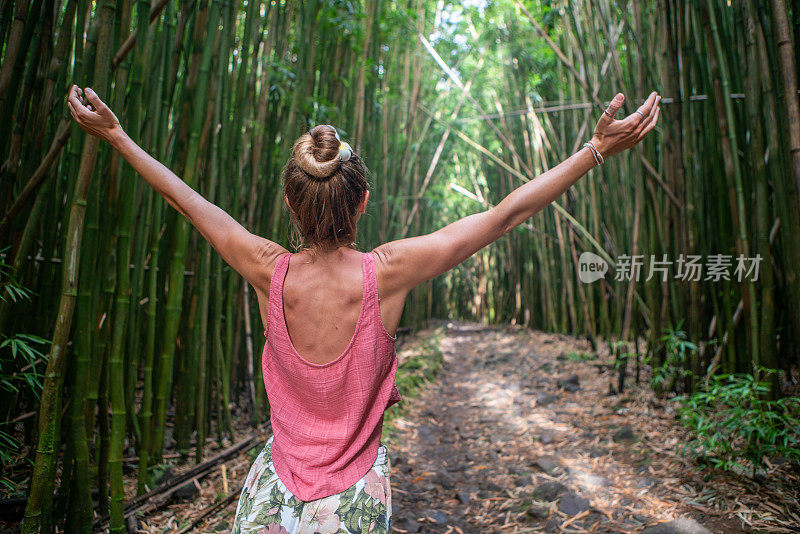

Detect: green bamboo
153,0,219,458
141,1,175,473
136,7,170,494
20,1,116,530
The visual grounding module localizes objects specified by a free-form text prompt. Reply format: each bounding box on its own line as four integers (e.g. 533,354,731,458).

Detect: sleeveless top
261,251,403,501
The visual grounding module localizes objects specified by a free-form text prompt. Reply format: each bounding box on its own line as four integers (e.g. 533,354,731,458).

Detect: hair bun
293,125,342,179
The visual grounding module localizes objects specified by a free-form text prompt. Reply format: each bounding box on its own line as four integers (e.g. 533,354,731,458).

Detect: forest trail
139,322,797,533
387,322,757,534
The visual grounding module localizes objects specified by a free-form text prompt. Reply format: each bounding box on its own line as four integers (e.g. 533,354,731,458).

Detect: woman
68,84,660,533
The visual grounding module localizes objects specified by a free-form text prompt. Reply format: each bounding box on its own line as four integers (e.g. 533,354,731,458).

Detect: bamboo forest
1,0,799,532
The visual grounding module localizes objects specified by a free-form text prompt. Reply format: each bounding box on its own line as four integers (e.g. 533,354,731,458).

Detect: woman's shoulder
368,243,394,270
369,243,409,299
261,244,291,288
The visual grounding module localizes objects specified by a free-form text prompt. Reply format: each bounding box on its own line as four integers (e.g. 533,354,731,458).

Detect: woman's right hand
67,85,125,146
590,91,661,158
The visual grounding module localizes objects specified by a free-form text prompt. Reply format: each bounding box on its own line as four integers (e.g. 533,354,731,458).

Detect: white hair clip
323,124,352,162
339,141,352,162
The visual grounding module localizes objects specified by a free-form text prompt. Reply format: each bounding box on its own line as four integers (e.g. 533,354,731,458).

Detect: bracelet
583,141,604,165
583,141,604,166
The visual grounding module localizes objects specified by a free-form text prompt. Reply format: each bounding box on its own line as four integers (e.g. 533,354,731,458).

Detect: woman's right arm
372,91,661,299
67,85,288,293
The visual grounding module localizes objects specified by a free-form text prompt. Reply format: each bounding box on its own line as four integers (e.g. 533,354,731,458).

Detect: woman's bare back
259,248,403,366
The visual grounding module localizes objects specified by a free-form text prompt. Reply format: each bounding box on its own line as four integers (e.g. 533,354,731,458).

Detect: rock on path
387,321,742,533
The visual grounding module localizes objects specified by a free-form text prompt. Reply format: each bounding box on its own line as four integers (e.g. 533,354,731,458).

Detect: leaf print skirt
231,435,392,534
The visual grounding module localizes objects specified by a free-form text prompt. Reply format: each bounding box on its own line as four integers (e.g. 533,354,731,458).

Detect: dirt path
387,322,781,534
138,321,798,533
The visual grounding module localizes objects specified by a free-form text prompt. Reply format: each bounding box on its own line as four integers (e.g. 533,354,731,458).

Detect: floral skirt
231,435,392,534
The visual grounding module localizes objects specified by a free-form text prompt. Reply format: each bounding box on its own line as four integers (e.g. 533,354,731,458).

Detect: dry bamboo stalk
418,31,533,176
400,57,484,238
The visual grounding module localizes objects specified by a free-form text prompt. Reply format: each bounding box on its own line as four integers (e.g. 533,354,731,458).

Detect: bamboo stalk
705,2,758,368
745,0,779,396
771,0,800,215
20,1,116,531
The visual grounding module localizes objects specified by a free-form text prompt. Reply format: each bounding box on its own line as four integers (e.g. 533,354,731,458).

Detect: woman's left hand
590,91,661,158
67,85,124,145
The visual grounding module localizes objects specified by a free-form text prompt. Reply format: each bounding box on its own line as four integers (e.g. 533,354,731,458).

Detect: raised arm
67,85,287,292
372,91,661,299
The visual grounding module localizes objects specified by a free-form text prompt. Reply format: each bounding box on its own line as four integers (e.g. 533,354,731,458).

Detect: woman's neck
299,242,359,261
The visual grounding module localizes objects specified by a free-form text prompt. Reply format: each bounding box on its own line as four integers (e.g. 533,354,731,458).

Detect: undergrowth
673,369,800,477
565,350,597,362
382,326,445,446
0,249,49,494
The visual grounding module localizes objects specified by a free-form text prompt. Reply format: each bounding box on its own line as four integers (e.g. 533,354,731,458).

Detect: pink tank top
261,251,402,501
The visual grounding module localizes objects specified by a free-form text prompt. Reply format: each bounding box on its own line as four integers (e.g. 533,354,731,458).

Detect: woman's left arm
68,85,287,291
